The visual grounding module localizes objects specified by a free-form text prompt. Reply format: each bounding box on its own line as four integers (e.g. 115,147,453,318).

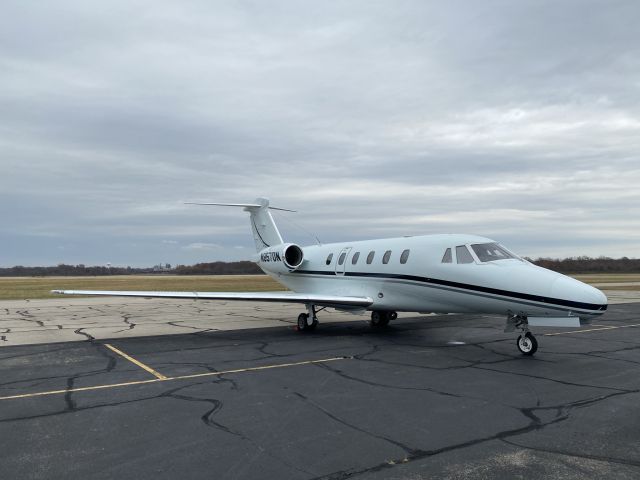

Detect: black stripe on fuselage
291,270,607,313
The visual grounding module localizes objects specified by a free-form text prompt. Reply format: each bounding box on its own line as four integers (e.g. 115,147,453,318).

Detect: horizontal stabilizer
51,290,373,308
185,202,296,212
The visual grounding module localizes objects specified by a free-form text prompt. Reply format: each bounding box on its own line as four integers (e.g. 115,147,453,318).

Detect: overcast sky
1,0,639,267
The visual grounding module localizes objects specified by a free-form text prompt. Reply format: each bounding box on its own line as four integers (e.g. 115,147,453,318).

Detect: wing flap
51,290,373,308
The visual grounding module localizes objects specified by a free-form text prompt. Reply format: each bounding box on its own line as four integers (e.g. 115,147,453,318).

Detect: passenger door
335,247,352,276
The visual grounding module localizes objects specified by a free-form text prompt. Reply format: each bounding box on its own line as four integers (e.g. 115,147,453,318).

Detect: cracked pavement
0,297,376,346
0,300,639,479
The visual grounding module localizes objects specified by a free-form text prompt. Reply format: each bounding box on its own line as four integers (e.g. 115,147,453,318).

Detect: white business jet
54,198,607,356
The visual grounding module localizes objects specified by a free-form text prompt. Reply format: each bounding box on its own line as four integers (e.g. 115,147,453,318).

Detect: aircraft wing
51,290,373,308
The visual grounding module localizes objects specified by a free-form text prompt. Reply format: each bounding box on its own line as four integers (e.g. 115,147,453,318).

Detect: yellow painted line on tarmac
0,378,162,401
544,323,640,336
0,356,348,401
165,357,345,381
104,343,168,380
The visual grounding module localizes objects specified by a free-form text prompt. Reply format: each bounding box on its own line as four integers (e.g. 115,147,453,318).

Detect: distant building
152,263,172,272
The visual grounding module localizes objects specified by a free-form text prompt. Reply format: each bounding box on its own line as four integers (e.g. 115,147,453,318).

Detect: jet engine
282,243,304,270
258,243,305,273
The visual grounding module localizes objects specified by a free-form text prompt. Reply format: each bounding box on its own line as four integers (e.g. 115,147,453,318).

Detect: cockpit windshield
471,243,519,262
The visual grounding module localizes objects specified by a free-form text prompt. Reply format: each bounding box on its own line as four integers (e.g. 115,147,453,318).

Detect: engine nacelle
258,243,305,273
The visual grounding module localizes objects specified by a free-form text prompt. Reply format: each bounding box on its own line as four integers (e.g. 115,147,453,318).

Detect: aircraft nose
551,276,607,307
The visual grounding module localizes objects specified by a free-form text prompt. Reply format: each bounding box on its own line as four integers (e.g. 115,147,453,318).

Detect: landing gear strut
505,314,538,356
297,304,319,332
370,311,397,327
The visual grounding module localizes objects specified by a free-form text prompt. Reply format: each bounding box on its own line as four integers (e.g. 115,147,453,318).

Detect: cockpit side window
456,245,474,264
471,243,518,262
441,248,452,263
326,253,333,265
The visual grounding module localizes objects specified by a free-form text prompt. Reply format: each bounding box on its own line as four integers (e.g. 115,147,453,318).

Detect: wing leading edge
51,290,373,308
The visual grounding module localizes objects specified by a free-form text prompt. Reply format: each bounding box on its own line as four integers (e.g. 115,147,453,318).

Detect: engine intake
283,244,304,269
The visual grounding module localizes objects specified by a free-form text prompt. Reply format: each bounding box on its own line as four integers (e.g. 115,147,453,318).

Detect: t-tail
186,197,294,251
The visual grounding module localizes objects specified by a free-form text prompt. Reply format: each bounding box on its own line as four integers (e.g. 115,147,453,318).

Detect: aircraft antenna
272,210,322,246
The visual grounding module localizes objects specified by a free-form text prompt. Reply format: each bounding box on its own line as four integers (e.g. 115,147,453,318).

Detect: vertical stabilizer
245,198,284,251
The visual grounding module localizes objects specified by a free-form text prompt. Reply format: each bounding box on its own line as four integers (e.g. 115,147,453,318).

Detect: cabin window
352,252,360,265
442,248,452,263
366,251,375,264
382,250,392,264
456,245,474,264
471,243,517,262
400,249,410,264
338,252,346,265
326,253,333,265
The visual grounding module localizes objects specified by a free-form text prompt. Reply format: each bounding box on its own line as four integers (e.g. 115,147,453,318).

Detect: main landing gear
506,314,538,356
370,310,397,327
297,306,398,332
297,304,320,332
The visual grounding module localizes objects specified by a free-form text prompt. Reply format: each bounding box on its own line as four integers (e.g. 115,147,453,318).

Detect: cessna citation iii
54,198,607,356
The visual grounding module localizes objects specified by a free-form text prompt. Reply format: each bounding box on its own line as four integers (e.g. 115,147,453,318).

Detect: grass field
0,273,638,301
0,275,286,301
573,274,640,291
573,274,640,283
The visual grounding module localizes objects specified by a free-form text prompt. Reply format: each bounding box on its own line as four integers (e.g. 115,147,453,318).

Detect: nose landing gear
517,331,538,355
506,314,538,356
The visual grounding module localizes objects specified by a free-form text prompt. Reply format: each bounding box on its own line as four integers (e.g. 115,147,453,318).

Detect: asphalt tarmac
1,302,639,479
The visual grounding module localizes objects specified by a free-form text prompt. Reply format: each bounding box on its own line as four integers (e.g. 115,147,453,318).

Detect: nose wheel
506,314,539,356
517,332,538,356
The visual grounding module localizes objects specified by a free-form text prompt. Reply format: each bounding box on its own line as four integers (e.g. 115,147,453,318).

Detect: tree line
0,261,261,277
526,256,640,274
0,256,638,277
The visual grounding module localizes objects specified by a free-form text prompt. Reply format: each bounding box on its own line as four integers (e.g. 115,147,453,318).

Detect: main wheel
388,311,398,321
371,311,389,327
297,313,309,331
517,332,538,356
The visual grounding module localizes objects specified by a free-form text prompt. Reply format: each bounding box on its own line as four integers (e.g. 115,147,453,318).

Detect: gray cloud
1,0,639,266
